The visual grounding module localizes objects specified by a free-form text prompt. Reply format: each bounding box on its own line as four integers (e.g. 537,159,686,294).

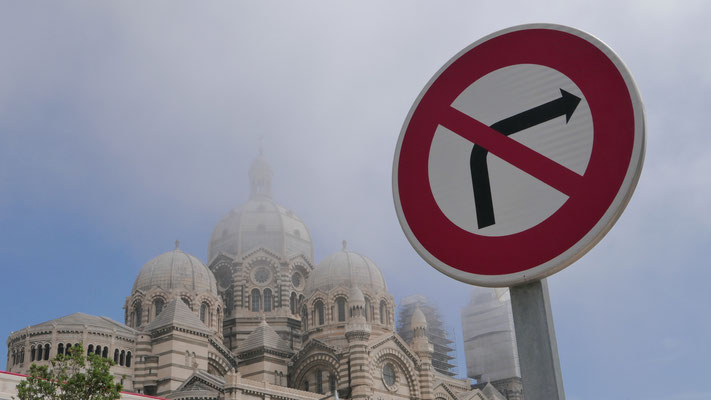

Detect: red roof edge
0,370,169,399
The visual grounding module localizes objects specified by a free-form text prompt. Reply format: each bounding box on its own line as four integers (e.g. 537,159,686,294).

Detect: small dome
133,244,217,295
411,307,427,330
349,285,365,304
305,246,387,297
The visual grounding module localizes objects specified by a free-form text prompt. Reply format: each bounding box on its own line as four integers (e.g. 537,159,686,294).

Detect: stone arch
179,293,194,311
290,292,297,315
263,288,273,312
314,299,325,325
211,260,233,291
364,295,372,322
245,255,279,278
371,347,420,398
148,292,168,321
251,288,261,312
301,305,309,330
335,296,347,322
208,352,229,377
289,260,310,280
379,297,394,326
291,353,340,392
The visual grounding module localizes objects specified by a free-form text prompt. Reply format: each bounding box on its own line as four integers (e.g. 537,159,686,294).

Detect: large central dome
207,153,314,263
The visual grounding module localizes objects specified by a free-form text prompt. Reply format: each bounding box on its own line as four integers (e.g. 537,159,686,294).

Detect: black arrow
470,89,581,229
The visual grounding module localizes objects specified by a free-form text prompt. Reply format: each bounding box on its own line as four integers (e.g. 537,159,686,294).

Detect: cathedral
5,153,507,400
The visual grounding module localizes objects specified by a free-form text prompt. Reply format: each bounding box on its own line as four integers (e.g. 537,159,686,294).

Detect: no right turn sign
393,24,645,287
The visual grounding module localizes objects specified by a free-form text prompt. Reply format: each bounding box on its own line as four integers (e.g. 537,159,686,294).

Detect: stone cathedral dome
305,241,387,296
208,153,314,264
132,242,218,295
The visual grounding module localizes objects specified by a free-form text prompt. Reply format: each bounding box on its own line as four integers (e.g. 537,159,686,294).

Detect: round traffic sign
392,24,645,287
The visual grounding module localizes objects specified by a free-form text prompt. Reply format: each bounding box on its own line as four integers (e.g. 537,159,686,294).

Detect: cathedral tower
345,285,372,400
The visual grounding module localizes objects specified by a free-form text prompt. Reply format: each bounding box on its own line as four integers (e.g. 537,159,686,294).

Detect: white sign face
428,64,593,236
393,24,645,287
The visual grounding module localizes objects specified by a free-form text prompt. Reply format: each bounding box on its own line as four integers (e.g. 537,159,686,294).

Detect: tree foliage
15,344,122,400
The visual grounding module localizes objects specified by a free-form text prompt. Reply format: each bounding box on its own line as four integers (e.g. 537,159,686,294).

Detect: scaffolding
396,295,457,376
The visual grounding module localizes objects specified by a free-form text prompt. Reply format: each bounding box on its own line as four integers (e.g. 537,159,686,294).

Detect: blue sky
1,2,709,399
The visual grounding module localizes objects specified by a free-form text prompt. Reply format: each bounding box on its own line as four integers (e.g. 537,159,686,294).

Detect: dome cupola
208,153,314,264
127,242,223,333
305,241,387,297
348,285,365,306
133,241,217,295
411,306,428,332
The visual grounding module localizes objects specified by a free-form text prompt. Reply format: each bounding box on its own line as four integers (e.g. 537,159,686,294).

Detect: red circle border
396,28,636,276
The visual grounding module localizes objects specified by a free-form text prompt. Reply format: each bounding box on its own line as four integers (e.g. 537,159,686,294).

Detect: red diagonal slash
440,107,584,196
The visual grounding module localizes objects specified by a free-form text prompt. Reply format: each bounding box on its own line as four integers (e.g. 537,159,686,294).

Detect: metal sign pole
510,279,565,400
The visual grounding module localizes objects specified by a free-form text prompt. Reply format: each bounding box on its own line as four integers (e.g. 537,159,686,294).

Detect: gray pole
510,278,565,400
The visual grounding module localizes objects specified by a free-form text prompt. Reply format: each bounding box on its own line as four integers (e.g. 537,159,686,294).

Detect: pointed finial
175,240,180,250
342,240,347,251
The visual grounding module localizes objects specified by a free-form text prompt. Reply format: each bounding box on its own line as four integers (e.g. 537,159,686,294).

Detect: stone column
279,262,289,310
411,308,434,400
346,286,372,400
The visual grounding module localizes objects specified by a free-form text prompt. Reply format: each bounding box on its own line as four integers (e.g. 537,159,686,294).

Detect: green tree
15,344,122,400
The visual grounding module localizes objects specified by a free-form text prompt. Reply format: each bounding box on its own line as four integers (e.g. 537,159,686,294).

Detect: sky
1,2,709,399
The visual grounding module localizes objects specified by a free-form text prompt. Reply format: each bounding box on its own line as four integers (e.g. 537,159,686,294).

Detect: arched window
56,343,63,358
120,350,125,366
65,343,72,355
126,352,132,367
102,347,108,358
316,369,323,393
290,292,297,315
182,296,192,310
44,344,50,360
380,300,387,325
200,302,209,324
364,298,371,322
153,298,165,319
301,305,308,330
274,370,279,385
87,345,94,357
95,345,101,356
264,289,272,312
114,349,119,363
329,373,336,393
251,288,261,312
315,301,325,325
134,303,142,327
30,346,36,362
336,298,346,322
304,380,309,392
36,345,43,361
